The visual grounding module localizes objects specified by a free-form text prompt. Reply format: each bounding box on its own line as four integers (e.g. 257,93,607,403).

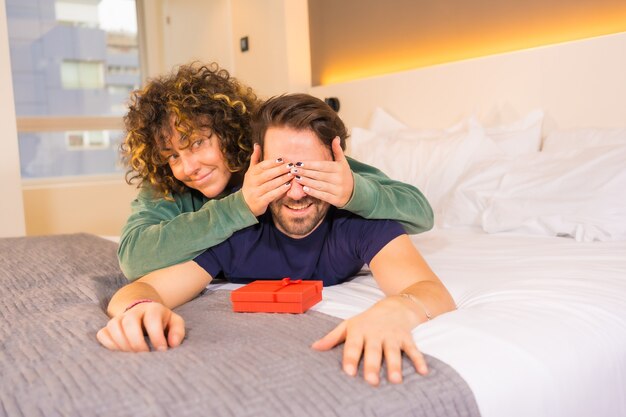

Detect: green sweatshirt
118,157,433,280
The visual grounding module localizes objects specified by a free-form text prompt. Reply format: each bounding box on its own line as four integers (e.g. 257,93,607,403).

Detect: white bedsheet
210,228,626,417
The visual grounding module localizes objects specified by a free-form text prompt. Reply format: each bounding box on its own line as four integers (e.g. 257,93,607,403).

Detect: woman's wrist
123,299,154,313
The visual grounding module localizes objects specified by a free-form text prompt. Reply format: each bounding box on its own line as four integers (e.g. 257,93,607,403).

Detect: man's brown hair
251,93,347,154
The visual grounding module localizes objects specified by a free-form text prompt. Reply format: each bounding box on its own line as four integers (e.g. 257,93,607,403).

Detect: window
6,0,142,180
61,61,105,89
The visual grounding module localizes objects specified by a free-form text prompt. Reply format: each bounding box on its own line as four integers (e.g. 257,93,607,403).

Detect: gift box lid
231,278,323,303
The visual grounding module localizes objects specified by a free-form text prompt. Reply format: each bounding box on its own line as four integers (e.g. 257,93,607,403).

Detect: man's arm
97,260,213,352
369,234,455,319
312,234,455,386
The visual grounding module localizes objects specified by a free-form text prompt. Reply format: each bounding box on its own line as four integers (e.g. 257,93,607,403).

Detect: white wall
0,0,26,238
137,0,165,79
141,0,312,94
161,0,234,73
230,0,310,97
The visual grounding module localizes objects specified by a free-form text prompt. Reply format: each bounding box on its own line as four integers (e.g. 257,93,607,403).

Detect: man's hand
294,137,355,208
96,302,185,352
311,295,427,386
241,144,293,216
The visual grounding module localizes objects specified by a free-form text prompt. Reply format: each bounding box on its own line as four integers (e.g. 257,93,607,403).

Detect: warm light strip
320,22,626,86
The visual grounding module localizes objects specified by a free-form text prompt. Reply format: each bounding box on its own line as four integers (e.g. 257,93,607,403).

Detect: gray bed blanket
0,234,480,417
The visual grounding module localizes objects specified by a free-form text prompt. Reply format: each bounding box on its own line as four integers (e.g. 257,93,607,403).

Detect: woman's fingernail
303,186,310,192
284,181,291,186
276,157,283,163
344,364,356,376
295,162,304,167
287,162,293,167
295,175,301,180
291,168,298,174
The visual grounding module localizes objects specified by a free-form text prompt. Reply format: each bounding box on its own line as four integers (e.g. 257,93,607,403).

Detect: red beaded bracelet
124,299,154,312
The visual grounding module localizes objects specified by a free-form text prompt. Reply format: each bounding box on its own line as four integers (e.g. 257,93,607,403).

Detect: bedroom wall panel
310,32,626,136
0,0,26,237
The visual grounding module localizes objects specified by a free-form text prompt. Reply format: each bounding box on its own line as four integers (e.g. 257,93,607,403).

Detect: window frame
13,0,147,187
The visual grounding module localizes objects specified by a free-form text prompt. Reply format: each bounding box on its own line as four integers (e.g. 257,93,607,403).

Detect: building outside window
6,0,142,179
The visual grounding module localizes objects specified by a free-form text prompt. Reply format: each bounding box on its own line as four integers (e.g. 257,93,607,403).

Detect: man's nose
286,178,307,200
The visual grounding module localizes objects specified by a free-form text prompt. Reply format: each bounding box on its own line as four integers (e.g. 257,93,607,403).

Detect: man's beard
269,196,330,238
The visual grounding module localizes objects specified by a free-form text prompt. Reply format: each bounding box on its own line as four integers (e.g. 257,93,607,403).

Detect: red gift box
230,278,323,313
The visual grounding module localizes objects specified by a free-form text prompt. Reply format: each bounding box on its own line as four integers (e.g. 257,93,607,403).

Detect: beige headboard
310,32,626,136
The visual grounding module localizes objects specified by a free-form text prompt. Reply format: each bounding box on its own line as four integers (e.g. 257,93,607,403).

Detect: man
97,94,456,386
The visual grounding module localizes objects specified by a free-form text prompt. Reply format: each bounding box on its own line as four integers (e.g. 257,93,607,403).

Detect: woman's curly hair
120,62,259,198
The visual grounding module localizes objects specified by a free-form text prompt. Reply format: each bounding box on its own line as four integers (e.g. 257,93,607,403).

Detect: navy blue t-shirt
193,207,405,286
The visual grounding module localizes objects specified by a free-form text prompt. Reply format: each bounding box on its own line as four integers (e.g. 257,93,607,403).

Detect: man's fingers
311,321,347,351
341,332,364,377
403,338,428,375
363,339,383,386
383,341,404,384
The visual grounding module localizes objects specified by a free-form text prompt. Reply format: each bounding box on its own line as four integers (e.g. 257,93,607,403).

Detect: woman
118,62,433,280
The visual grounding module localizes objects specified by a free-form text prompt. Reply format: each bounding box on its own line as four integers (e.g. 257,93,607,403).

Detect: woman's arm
118,187,257,280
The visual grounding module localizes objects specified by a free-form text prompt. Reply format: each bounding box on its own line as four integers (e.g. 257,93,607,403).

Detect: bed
2,33,626,417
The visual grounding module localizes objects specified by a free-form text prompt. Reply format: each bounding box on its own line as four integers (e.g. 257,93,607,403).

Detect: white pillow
439,157,513,228
369,107,468,135
368,107,409,133
542,127,626,152
484,109,544,156
350,120,502,213
368,107,543,156
481,145,626,241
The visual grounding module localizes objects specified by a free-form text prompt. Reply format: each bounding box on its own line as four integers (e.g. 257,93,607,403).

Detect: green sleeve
343,156,434,234
117,187,257,281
